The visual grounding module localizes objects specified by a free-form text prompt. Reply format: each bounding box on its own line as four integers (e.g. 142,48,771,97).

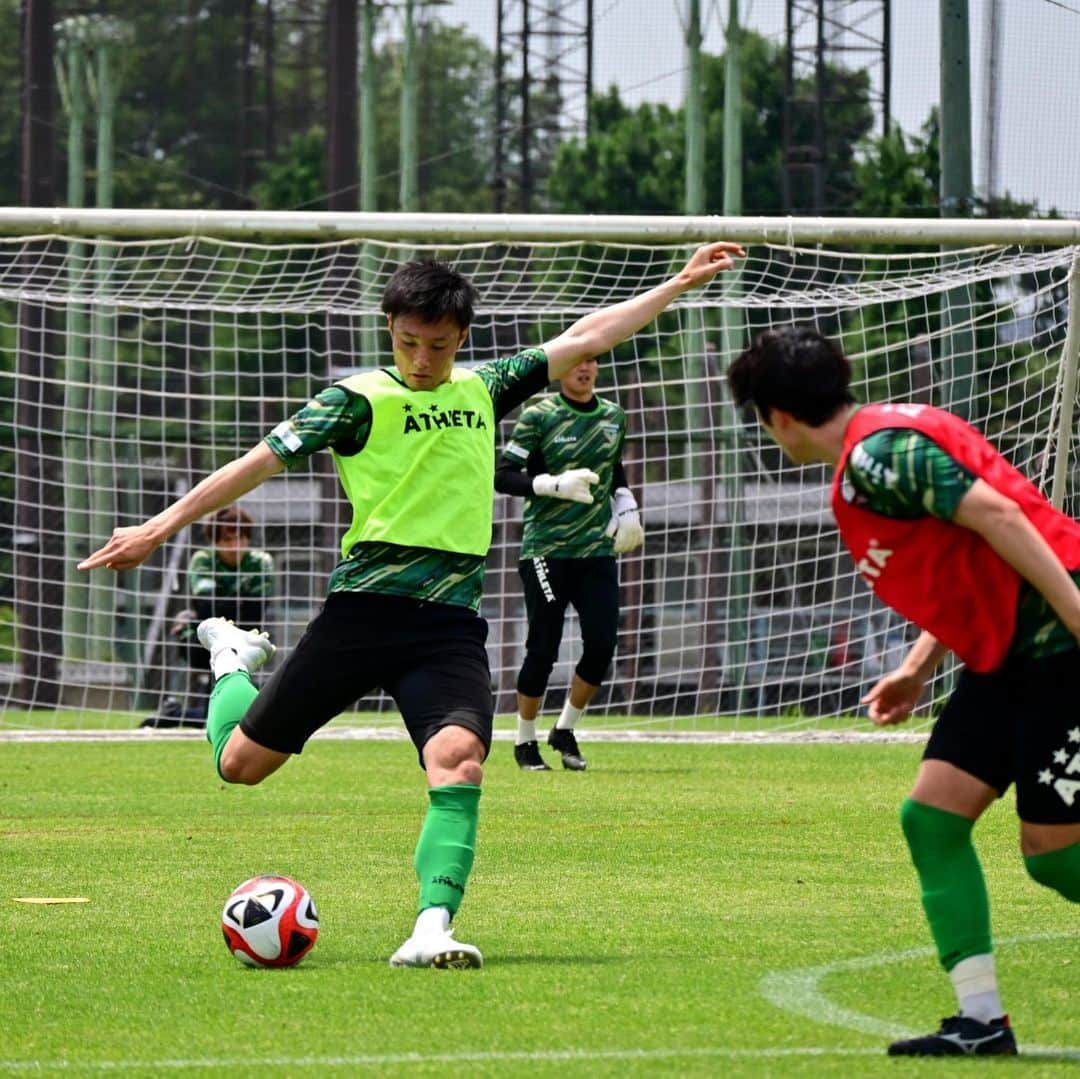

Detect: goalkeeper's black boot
887,1015,1017,1057
548,727,587,771
514,740,552,771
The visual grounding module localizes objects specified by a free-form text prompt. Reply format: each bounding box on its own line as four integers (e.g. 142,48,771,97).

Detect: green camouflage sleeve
264,385,373,468
474,349,550,422
845,429,977,520
500,405,543,465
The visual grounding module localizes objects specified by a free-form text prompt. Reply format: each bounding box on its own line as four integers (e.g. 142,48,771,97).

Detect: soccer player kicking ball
80,240,743,969
729,326,1080,1056
495,357,643,771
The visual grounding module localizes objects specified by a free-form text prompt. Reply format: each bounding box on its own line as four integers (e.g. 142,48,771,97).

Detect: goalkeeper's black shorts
925,646,1080,824
239,591,493,767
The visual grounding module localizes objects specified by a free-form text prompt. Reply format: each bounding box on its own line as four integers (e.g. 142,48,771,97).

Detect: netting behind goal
1,218,1077,732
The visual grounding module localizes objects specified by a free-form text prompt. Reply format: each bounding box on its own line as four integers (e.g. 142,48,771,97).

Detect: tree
548,30,876,216
370,18,496,213
852,111,940,217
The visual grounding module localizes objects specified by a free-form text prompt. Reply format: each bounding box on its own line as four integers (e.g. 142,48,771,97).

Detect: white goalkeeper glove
532,468,600,504
605,487,644,554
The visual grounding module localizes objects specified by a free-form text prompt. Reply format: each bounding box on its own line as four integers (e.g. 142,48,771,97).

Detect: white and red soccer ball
221,875,319,968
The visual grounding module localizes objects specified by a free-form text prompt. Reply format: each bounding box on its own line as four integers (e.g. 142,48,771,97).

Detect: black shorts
518,555,619,690
925,648,1080,824
239,592,494,767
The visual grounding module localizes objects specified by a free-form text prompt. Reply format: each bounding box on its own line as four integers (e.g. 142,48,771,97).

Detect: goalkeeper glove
605,487,644,554
532,468,600,504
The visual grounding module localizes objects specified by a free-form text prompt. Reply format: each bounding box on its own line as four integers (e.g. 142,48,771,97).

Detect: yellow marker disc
12,897,90,905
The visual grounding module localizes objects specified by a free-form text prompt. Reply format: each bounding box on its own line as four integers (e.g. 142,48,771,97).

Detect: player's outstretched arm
540,241,745,380
79,443,285,573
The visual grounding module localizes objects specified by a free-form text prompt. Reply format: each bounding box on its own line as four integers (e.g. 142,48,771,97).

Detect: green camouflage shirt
501,393,627,559
845,425,1080,659
265,349,550,610
188,548,274,599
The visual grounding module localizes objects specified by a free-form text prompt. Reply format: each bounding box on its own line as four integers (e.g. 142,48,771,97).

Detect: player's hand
532,469,600,504
604,487,644,554
78,525,163,572
861,671,924,727
678,241,746,288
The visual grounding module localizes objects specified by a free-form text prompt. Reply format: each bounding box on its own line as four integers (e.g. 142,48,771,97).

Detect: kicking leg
198,617,282,784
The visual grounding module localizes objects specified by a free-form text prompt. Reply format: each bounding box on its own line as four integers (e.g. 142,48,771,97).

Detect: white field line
759,930,1080,1058
0,727,928,745
3,1039,1079,1072
0,1046,895,1072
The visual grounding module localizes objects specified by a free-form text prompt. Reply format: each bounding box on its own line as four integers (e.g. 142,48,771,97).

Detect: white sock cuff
515,716,537,744
950,953,998,997
212,649,245,680
415,906,450,935
556,699,583,730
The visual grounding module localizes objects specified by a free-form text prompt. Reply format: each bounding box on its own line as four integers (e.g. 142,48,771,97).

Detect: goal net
1,212,1078,734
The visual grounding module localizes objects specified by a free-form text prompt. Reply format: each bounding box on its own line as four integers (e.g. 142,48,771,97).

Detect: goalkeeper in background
729,325,1080,1057
495,357,642,771
80,240,744,970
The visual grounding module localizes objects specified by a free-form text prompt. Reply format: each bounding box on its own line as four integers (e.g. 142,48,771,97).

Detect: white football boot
389,927,483,969
389,909,482,969
196,617,276,675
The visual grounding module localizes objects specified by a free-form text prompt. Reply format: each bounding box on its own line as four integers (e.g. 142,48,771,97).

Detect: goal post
1,210,1078,731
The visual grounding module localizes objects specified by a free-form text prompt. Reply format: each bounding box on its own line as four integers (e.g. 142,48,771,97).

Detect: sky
429,0,1080,217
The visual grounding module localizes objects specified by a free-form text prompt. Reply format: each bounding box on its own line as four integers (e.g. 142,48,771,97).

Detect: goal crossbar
1,208,1080,246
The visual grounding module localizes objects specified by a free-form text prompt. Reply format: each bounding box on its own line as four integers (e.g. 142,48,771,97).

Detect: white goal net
1,211,1078,733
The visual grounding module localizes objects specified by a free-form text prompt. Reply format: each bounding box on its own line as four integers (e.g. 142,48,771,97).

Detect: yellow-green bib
333,368,495,558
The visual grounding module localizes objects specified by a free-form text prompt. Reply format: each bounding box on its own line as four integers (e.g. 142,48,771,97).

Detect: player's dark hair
203,505,255,545
381,259,478,329
728,325,855,426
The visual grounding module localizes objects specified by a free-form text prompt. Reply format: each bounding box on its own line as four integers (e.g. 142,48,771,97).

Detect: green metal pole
682,0,710,716
1050,254,1080,510
683,0,707,476
88,34,120,661
684,0,705,216
361,0,381,366
940,0,975,422
361,0,377,214
59,26,91,661
719,0,749,709
722,0,742,216
399,0,418,211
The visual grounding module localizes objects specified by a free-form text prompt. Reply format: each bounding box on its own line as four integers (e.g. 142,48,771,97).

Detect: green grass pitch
1,737,1076,1077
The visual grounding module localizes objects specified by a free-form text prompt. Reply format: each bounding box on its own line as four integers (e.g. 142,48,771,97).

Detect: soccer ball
221,874,319,968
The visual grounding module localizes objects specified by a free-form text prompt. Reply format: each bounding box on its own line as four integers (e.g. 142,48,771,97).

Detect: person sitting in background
143,506,274,728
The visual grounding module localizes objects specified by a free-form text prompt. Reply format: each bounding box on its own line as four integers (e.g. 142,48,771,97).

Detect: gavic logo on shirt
855,539,894,583
400,401,487,434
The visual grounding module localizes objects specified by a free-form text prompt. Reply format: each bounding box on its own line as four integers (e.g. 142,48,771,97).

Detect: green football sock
1025,841,1080,902
414,783,481,918
206,671,259,780
900,798,992,971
